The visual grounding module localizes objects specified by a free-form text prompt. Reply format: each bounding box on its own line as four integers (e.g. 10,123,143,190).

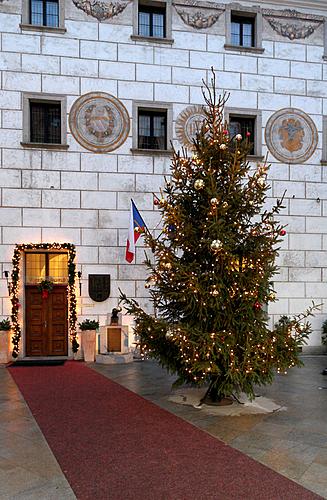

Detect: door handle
44,321,47,329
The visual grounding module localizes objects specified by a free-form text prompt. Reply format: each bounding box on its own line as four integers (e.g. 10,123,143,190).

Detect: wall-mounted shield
88,274,111,302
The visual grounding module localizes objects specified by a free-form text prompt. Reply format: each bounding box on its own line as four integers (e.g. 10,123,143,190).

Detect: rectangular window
25,252,68,284
138,109,167,150
231,14,255,47
229,116,255,155
30,101,61,144
138,5,165,38
30,0,59,27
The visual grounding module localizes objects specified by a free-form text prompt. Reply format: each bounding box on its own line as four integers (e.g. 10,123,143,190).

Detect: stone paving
0,366,75,500
1,356,327,499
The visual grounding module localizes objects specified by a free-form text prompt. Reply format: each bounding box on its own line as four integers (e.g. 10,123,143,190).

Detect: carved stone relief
72,0,131,21
265,108,318,164
263,9,324,40
175,105,207,149
69,92,130,153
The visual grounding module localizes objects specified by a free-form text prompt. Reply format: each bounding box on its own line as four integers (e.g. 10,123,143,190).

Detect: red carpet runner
9,362,320,500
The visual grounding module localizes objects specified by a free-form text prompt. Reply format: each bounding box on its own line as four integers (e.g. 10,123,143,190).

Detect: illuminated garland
10,243,79,358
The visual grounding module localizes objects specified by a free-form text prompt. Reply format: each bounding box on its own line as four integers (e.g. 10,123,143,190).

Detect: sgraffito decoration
175,8,222,29
69,92,130,153
175,105,207,149
265,108,318,164
72,0,131,21
263,8,324,40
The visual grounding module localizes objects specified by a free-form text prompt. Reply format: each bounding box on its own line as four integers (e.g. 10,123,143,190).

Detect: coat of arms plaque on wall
265,108,318,164
175,105,207,150
88,274,111,302
69,92,130,153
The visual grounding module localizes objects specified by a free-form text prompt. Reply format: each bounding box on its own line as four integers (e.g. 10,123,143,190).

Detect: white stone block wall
0,0,326,350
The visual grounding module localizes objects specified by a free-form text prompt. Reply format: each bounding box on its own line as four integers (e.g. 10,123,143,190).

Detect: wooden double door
25,285,68,357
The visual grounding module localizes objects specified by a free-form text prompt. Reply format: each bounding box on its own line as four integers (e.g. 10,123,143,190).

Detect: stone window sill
321,159,327,165
224,44,264,54
21,142,69,150
131,35,174,45
20,23,66,34
131,148,173,156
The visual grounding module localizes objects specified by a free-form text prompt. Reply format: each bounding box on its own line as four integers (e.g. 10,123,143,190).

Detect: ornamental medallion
265,108,318,164
175,105,207,150
72,0,131,21
69,92,130,153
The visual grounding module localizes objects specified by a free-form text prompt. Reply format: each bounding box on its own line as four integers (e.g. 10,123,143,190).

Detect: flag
125,199,146,263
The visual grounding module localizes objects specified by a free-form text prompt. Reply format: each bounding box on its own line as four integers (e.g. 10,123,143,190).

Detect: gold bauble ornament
194,179,205,190
222,202,228,209
162,262,172,270
210,198,218,205
212,289,219,296
145,283,150,289
220,144,227,150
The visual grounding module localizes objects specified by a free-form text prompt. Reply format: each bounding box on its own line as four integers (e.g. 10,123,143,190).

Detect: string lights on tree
120,70,318,405
10,243,79,358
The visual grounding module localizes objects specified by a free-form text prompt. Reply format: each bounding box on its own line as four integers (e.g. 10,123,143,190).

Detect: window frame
321,116,327,165
131,0,173,44
138,4,166,38
225,5,264,54
22,93,68,150
132,101,173,155
21,0,66,33
231,14,255,49
224,107,263,160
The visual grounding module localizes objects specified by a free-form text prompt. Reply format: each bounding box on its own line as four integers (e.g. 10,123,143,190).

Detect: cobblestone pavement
92,356,327,499
1,356,327,499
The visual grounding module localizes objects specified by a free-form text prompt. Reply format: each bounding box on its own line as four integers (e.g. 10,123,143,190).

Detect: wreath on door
38,279,54,299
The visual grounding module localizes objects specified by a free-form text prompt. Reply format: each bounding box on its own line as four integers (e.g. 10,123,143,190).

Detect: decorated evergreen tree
121,73,315,404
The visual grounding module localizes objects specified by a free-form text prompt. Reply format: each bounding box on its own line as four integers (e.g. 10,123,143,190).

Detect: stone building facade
0,0,326,357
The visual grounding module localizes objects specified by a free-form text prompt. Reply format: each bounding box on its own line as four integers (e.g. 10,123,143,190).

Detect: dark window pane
231,21,240,46
138,110,167,150
31,0,43,25
30,101,61,144
229,116,255,155
46,1,59,27
138,5,165,38
152,12,164,38
231,15,255,47
139,11,150,36
30,0,59,27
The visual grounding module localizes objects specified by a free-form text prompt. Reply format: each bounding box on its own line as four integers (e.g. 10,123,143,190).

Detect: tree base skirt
201,395,233,406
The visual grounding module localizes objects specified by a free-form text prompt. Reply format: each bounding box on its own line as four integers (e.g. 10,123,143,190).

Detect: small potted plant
79,319,99,362
38,279,54,299
0,318,11,364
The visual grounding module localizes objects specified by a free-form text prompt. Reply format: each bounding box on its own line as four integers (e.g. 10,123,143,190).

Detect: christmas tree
121,72,315,404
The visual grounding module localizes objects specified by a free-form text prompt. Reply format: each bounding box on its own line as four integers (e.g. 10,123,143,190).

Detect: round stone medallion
175,105,207,150
69,92,130,153
265,108,318,164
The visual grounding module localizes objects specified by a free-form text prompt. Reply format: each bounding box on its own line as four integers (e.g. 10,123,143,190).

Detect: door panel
25,286,68,357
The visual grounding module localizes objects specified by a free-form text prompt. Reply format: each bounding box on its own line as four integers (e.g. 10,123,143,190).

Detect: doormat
11,359,66,367
8,361,321,500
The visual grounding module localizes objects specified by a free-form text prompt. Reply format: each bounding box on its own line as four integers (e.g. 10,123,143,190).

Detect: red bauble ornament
41,290,49,299
254,301,262,310
246,131,251,137
280,229,286,236
154,198,159,206
223,129,229,135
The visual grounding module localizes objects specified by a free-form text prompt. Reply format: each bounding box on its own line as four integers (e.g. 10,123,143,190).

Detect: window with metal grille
138,109,167,150
231,14,255,47
138,4,166,38
229,116,255,155
30,0,59,27
30,101,61,144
